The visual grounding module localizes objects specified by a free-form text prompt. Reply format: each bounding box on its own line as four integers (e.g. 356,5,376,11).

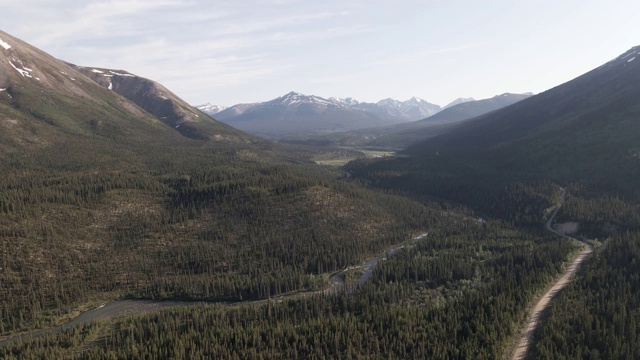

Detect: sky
1,0,639,107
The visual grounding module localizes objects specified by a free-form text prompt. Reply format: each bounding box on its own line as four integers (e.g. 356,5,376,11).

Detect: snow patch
0,88,6,92
108,81,113,90
109,70,135,77
0,38,11,50
91,69,104,73
9,61,32,78
628,57,636,63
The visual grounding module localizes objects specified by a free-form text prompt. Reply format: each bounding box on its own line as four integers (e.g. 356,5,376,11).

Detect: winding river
0,232,429,347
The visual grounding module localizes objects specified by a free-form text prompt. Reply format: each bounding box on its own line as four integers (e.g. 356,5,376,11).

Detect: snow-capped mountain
203,92,443,139
196,103,227,115
329,97,361,107
374,97,441,120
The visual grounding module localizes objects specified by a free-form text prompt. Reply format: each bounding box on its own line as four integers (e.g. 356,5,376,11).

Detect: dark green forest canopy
2,224,578,359
0,130,444,336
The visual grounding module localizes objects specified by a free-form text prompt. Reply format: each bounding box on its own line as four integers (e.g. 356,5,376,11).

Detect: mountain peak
282,91,302,99
614,45,640,61
273,91,336,107
329,97,360,106
444,97,475,109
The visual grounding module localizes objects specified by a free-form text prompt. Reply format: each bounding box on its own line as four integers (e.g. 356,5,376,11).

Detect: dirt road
510,189,593,360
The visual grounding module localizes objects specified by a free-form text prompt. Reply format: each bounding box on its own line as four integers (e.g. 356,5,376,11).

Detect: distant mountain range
280,93,532,148
196,92,442,139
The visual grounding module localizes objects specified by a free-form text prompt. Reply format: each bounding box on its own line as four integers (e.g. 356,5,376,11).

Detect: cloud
206,11,352,37
6,0,185,46
365,43,480,67
0,1,428,104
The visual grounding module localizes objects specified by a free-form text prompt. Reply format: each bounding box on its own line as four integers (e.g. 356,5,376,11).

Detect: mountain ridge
348,44,640,203
0,29,253,151
197,91,442,139
70,64,250,142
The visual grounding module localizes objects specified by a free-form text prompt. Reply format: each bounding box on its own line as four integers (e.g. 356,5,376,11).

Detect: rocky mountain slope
0,29,251,155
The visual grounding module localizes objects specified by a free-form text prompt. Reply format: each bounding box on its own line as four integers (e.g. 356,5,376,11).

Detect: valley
1,25,640,359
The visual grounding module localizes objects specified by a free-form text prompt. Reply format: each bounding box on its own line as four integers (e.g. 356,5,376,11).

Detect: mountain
372,97,441,120
0,30,170,160
70,65,248,142
0,29,250,155
407,46,640,184
208,92,441,139
282,93,531,149
443,97,474,109
348,45,640,205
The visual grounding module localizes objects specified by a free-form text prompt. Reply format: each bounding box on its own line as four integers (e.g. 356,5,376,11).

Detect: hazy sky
1,1,639,107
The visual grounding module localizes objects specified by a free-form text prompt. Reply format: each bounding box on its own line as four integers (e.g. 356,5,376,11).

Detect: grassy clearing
314,148,396,166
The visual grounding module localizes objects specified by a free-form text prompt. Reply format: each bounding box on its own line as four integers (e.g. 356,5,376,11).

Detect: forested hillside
533,231,640,359
1,222,577,359
342,45,640,360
